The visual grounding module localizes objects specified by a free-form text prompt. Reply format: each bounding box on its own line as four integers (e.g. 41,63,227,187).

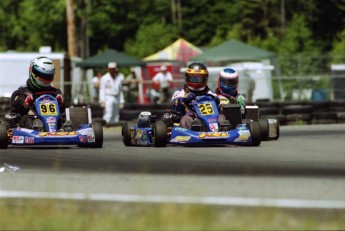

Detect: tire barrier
1,97,345,125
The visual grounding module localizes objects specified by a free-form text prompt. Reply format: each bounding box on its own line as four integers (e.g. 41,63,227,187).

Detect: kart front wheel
152,121,168,147
122,122,132,146
259,118,269,141
0,123,8,149
247,121,261,146
91,122,103,148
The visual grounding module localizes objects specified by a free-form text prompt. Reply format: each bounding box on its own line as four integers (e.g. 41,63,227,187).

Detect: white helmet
29,56,55,88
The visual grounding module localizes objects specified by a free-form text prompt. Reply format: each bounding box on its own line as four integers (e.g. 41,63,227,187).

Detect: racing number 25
198,103,214,115
40,103,57,115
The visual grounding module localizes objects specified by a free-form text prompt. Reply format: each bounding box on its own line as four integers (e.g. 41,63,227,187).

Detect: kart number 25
39,103,57,116
198,103,214,115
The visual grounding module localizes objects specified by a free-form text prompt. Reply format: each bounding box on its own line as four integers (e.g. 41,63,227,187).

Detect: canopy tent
143,38,202,63
77,49,145,68
191,39,275,63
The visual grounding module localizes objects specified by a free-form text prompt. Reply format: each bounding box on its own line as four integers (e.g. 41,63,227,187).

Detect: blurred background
0,0,344,106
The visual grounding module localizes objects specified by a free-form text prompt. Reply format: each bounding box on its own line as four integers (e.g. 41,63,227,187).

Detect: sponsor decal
234,130,250,142
24,137,34,144
87,134,95,142
171,136,191,143
198,132,229,139
79,135,87,143
174,127,188,131
78,128,94,135
13,136,24,144
209,123,219,131
46,117,56,123
38,132,77,137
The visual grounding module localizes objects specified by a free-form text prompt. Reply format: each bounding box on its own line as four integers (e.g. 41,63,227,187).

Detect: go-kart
0,94,103,149
122,94,262,147
221,103,280,141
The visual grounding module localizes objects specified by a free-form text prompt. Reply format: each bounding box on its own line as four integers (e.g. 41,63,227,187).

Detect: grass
1,199,344,230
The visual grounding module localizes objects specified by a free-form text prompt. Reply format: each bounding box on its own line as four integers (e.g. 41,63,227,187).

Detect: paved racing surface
1,124,345,208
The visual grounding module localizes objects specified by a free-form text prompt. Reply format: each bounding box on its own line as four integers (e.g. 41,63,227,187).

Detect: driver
9,56,65,128
170,62,223,129
215,67,246,114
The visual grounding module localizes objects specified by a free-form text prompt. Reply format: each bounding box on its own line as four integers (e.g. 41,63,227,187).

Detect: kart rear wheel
246,121,261,146
259,118,269,141
152,121,168,147
0,123,8,149
122,122,132,146
91,122,103,148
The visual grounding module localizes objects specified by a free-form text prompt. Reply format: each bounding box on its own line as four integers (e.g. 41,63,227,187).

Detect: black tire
246,121,261,146
152,121,168,147
0,123,8,149
122,122,132,146
91,122,103,148
258,118,269,141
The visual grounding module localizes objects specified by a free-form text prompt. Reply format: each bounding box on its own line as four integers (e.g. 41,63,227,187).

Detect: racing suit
9,79,65,128
215,88,246,115
170,84,223,128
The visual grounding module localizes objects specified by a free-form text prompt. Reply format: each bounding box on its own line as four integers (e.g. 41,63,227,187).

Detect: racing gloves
23,94,34,109
55,94,64,105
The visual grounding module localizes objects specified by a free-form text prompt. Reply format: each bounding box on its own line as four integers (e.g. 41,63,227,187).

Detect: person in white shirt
99,62,125,124
91,69,102,103
152,65,173,104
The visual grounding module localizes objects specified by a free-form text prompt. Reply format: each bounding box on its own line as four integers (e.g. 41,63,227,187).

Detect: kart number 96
39,103,57,116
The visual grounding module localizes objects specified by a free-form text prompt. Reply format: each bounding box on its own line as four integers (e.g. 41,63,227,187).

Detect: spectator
152,65,173,104
91,69,102,103
99,62,125,125
123,67,141,103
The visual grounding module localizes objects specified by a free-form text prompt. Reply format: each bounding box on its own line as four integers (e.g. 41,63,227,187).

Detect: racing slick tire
0,123,8,149
122,122,132,146
246,121,261,146
258,118,269,141
152,120,168,147
91,122,103,148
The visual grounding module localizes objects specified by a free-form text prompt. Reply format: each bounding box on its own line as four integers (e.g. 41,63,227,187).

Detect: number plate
39,102,57,116
197,103,215,115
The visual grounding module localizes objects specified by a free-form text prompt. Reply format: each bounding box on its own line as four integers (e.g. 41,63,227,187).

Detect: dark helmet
29,56,55,88
217,67,239,97
185,62,208,91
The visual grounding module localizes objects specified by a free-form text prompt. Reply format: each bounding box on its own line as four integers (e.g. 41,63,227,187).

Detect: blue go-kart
122,94,262,147
0,94,103,149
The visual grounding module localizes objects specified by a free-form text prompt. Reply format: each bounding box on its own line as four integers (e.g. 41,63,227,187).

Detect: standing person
8,56,65,129
152,65,173,104
91,69,102,103
123,67,140,103
215,67,246,115
99,62,125,125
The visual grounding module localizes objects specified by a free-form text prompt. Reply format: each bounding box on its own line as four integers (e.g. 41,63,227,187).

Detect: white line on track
1,190,344,209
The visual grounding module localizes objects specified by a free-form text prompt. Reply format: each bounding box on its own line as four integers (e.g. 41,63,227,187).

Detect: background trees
0,0,344,66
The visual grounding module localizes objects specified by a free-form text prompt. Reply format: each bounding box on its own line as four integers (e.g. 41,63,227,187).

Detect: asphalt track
1,124,345,208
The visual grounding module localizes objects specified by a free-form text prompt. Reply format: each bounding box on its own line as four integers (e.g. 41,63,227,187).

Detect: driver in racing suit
169,62,226,129
8,56,65,129
215,67,246,116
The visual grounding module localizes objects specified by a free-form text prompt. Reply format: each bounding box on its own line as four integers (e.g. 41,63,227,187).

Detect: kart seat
66,106,91,129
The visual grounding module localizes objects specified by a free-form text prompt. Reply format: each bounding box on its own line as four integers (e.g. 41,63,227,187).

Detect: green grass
1,199,344,230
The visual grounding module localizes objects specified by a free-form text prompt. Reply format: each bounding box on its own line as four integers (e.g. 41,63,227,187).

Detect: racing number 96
198,103,214,115
40,103,57,115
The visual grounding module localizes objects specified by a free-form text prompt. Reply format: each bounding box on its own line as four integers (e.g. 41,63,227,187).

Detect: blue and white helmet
29,56,55,88
217,67,239,97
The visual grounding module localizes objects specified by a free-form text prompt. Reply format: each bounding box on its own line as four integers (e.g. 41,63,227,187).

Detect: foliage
0,0,344,65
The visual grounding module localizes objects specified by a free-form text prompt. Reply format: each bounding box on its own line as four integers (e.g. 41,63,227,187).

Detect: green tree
330,28,345,64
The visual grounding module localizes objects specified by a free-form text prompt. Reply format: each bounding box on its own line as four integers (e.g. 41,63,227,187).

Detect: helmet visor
32,67,54,81
220,77,238,86
187,74,207,83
